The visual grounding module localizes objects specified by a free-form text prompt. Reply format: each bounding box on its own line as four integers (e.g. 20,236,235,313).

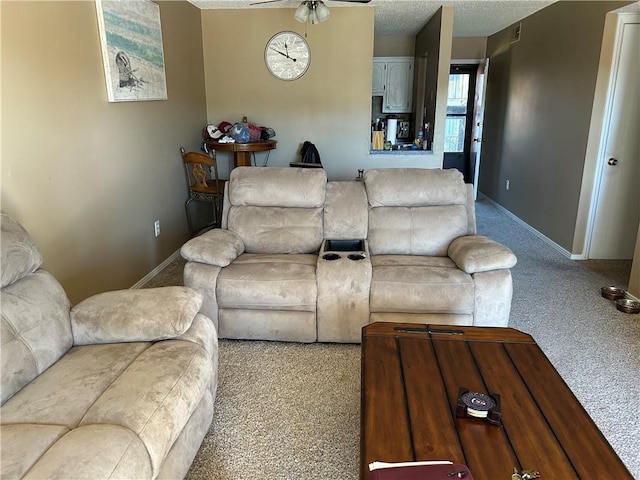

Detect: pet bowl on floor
615,298,640,314
601,286,626,300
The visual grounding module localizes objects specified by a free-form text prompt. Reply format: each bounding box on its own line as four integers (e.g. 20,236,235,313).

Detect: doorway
443,64,478,182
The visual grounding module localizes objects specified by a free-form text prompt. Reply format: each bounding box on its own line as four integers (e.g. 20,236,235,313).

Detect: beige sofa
181,167,517,343
0,215,218,479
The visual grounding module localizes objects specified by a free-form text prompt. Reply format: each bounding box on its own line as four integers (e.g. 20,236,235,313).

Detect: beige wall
200,8,442,179
201,8,375,180
480,1,629,252
373,35,416,57
451,36,487,60
1,1,207,303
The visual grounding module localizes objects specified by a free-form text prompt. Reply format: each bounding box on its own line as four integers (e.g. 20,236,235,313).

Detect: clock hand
284,43,298,62
269,46,291,59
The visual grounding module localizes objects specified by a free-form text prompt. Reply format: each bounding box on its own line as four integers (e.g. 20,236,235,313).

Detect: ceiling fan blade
332,0,372,3
249,0,284,5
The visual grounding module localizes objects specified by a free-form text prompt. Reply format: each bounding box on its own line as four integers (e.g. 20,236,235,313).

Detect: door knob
607,158,618,166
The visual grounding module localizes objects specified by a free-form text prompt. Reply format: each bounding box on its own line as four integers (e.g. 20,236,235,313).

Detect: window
444,73,470,153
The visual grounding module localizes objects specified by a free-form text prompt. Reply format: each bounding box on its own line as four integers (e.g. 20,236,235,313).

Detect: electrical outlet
506,179,510,191
154,220,160,237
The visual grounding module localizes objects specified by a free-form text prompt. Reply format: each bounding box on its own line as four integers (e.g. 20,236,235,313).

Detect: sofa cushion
370,265,474,314
229,167,327,208
364,168,467,207
79,340,213,477
228,206,323,254
22,425,152,480
71,287,203,345
370,255,456,268
368,205,469,256
1,270,72,405
0,424,69,479
1,214,43,289
217,254,318,311
324,181,368,240
1,342,150,427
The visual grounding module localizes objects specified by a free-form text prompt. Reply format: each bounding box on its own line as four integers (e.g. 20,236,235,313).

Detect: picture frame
95,0,168,102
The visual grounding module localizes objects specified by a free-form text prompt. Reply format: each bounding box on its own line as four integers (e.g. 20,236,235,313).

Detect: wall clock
264,31,310,81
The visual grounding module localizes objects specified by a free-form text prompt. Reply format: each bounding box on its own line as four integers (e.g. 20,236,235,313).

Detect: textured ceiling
188,0,556,36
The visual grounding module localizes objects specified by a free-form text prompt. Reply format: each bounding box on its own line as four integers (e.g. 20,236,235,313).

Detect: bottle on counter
423,122,431,150
415,125,424,148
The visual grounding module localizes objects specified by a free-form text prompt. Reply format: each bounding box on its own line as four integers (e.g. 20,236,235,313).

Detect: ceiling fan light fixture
294,0,330,25
294,2,310,23
315,1,331,23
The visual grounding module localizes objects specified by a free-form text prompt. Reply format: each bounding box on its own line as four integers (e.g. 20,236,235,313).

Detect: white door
470,59,488,200
589,16,640,259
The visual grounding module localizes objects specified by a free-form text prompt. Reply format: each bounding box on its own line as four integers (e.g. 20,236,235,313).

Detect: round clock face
264,31,310,81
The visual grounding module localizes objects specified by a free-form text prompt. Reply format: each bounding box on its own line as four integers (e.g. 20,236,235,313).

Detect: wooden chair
181,147,224,236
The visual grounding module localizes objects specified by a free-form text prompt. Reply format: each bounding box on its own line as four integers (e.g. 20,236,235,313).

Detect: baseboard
626,292,640,302
130,249,181,289
479,194,579,260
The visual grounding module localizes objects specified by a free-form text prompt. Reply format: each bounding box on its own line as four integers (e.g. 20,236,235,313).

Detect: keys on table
512,468,540,480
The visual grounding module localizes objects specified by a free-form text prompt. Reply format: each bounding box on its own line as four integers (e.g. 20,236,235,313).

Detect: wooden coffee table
360,322,633,480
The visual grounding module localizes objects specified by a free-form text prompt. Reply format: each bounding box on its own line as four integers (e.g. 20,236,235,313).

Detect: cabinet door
372,60,385,96
383,60,413,113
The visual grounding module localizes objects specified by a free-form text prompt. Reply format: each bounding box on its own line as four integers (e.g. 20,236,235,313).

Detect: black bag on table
300,141,321,165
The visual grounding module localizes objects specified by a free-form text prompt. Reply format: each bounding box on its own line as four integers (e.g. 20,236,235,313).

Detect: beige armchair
0,214,218,479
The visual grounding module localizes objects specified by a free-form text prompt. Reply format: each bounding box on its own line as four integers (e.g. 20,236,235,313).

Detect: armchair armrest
71,286,203,345
180,228,244,267
448,235,517,274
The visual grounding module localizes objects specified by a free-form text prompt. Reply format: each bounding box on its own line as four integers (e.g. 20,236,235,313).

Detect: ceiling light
295,1,331,25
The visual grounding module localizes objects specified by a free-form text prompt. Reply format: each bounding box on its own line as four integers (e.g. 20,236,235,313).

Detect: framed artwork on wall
95,0,167,102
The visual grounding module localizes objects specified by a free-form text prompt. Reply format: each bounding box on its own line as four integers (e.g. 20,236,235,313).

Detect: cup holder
322,253,341,261
347,253,366,261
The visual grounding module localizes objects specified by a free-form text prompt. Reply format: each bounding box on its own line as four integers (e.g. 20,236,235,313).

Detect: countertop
370,148,433,155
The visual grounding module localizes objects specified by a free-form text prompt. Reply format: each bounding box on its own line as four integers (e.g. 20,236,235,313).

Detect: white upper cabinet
372,57,414,113
372,60,386,96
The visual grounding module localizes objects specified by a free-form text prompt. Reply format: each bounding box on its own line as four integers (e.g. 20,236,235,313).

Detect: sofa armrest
71,286,203,345
180,229,244,267
448,235,517,274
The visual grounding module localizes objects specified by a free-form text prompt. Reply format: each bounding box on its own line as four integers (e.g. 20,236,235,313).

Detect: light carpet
146,196,639,479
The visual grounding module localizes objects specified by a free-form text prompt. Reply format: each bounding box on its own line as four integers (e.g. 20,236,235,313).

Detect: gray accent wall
415,7,454,153
480,1,631,252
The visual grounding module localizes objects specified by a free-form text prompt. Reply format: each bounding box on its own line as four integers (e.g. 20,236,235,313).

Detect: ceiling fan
250,0,371,25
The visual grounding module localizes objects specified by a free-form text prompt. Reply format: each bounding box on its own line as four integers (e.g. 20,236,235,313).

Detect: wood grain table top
360,322,632,480
205,139,277,153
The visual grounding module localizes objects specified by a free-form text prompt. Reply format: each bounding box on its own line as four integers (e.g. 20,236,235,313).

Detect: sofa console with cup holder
180,167,517,343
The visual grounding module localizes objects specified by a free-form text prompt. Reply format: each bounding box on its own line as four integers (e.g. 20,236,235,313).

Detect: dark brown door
443,64,478,182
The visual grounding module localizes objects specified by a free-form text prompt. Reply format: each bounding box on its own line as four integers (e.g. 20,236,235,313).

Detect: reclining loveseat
1,215,218,479
180,167,517,343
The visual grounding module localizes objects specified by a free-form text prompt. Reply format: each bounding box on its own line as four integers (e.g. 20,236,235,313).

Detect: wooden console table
205,140,277,168
360,322,633,480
